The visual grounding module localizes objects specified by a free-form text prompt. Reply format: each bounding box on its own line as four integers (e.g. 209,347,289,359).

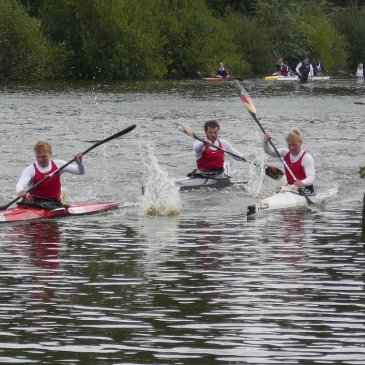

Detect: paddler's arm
295,63,301,75
192,139,207,159
221,140,245,161
57,152,85,175
299,154,315,187
263,133,287,158
16,165,35,197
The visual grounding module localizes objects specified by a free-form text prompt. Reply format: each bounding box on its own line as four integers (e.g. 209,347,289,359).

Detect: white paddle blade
175,121,193,137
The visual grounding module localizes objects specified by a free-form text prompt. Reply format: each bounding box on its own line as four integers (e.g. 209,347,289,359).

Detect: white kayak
175,173,247,191
247,190,313,217
265,75,299,81
246,187,337,218
265,75,330,81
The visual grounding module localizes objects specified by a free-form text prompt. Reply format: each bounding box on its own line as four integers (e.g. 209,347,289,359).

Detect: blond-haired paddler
263,129,315,193
16,141,85,208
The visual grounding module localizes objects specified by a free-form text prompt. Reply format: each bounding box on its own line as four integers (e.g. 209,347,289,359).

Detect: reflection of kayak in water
0,202,119,223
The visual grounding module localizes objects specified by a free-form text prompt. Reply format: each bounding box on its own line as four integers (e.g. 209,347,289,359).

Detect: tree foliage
0,0,53,80
0,0,360,80
331,6,365,70
225,0,348,73
304,11,348,71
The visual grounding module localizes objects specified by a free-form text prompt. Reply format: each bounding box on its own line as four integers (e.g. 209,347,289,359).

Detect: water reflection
0,79,365,363
138,215,179,279
3,221,62,301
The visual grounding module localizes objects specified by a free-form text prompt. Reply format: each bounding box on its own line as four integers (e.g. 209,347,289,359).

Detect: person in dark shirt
216,62,230,78
312,59,325,76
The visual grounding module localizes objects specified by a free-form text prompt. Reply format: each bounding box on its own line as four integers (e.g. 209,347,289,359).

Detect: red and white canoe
0,202,119,223
202,77,233,82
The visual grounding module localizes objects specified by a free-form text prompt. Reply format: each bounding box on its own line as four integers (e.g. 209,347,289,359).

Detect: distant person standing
215,62,230,78
312,59,325,76
355,63,364,79
296,57,313,83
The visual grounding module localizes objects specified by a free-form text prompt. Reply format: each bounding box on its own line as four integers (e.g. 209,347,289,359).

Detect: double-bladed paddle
0,124,136,211
175,121,284,181
234,80,314,205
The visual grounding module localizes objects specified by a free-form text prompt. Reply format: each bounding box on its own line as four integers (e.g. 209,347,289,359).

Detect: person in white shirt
187,120,244,174
16,141,85,208
295,57,314,83
263,129,315,193
355,63,364,79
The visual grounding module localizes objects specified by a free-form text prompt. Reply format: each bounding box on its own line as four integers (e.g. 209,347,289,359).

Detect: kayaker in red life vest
187,120,244,174
263,129,315,193
16,141,85,208
278,60,292,76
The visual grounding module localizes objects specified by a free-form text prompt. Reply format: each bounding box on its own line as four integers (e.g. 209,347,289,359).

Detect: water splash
139,143,180,216
242,131,288,197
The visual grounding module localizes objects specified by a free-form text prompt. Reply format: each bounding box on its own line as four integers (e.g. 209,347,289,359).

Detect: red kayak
202,77,232,82
0,202,119,223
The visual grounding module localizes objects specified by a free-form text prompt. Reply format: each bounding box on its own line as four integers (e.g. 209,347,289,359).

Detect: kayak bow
0,202,119,223
247,189,314,218
246,186,337,219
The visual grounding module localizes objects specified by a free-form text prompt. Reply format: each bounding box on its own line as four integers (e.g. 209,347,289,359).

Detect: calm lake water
0,77,364,364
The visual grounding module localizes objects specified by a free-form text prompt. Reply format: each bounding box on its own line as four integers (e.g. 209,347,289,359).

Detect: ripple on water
0,81,365,364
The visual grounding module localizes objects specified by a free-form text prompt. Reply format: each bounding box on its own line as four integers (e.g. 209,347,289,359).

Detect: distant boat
265,75,299,81
202,76,233,82
265,75,330,81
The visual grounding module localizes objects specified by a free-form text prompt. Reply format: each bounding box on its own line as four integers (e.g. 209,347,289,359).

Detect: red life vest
30,161,62,200
197,139,224,170
280,65,289,76
283,151,307,184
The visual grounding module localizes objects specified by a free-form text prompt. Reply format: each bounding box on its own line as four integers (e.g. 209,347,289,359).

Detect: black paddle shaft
192,133,248,163
235,81,313,205
176,121,283,180
0,124,136,211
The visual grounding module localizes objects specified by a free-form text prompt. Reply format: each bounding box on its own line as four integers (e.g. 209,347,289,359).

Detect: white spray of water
139,143,180,217
242,131,289,197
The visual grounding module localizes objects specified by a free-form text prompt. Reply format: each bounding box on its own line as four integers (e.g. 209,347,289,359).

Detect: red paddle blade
236,81,257,115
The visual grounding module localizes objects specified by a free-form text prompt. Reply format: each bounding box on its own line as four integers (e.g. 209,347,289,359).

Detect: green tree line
0,0,364,80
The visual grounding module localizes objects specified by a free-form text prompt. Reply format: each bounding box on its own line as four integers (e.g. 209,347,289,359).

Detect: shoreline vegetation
1,0,365,81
